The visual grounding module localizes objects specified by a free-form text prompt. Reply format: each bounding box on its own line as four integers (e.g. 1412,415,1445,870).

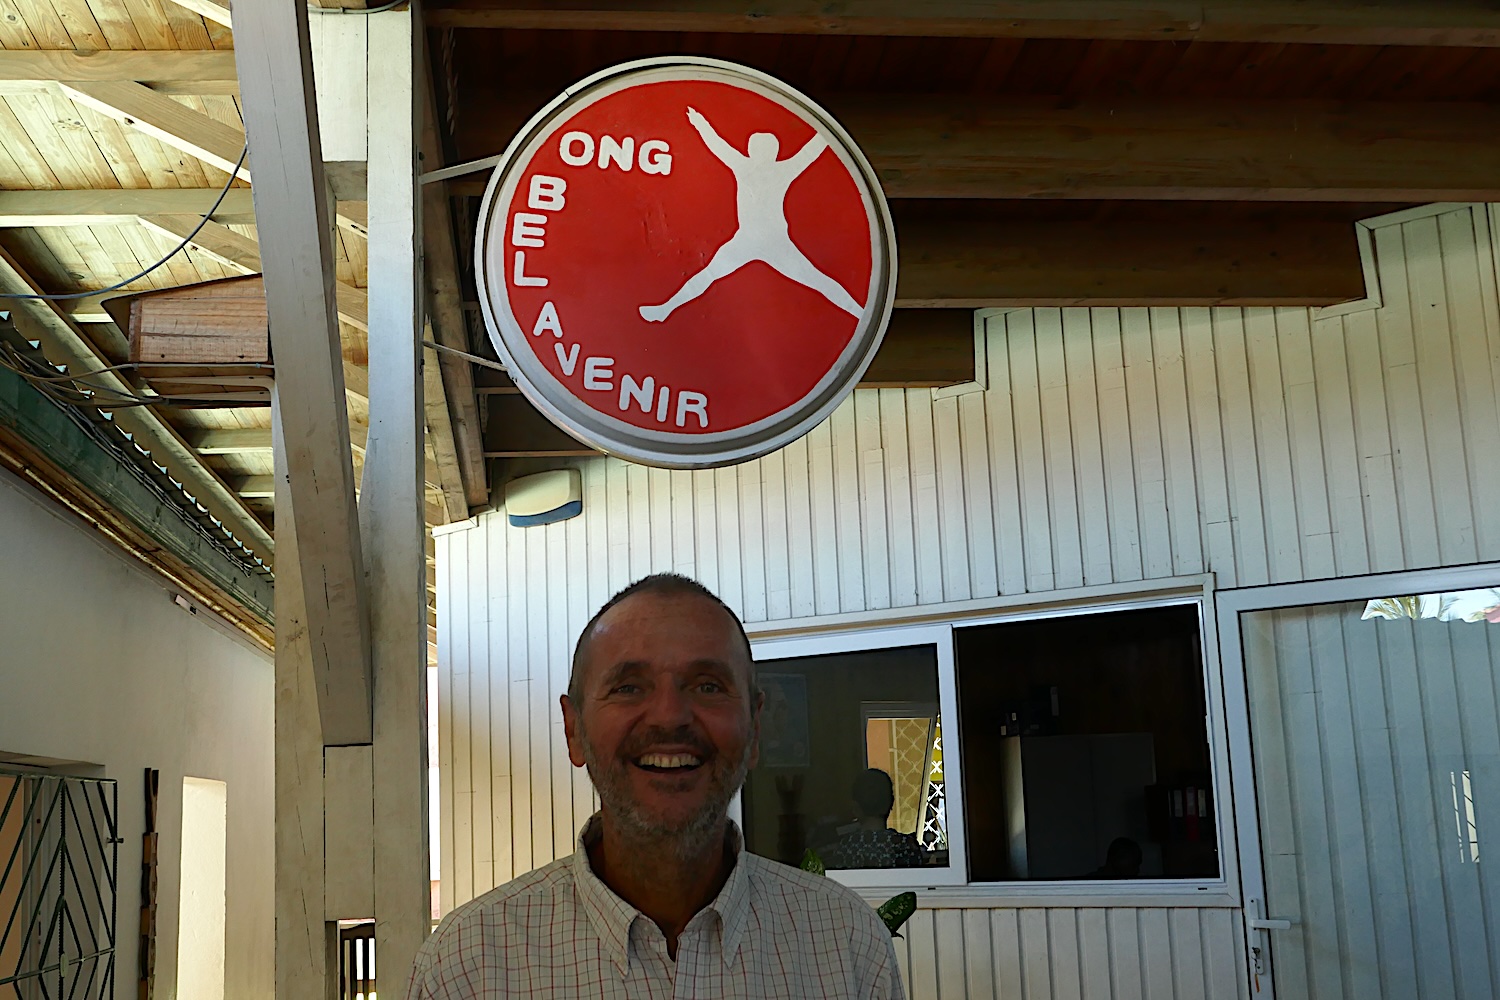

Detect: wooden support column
362,6,433,985
272,394,340,1000
236,0,373,747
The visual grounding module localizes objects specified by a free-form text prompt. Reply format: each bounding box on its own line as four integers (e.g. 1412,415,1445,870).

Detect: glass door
1230,579,1500,999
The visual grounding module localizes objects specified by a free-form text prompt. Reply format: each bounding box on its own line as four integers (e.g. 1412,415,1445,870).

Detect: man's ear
560,694,588,768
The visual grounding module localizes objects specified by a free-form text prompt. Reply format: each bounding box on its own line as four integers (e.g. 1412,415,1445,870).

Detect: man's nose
641,682,694,727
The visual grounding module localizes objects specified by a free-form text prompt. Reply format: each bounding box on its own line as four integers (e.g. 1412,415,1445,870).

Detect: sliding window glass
742,626,967,887
955,603,1219,882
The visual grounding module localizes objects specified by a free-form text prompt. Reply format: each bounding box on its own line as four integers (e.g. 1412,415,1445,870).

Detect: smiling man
406,573,904,998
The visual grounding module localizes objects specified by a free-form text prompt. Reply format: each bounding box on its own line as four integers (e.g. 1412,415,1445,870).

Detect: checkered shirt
406,815,905,999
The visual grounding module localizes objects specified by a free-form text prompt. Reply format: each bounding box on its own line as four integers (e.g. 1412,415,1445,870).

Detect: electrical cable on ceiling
0,143,249,303
0,340,269,411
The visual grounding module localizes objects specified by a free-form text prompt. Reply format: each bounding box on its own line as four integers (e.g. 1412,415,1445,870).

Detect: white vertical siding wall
436,204,1500,999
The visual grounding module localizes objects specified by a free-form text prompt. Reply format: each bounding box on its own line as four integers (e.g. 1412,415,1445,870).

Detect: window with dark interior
739,643,953,875
956,603,1218,882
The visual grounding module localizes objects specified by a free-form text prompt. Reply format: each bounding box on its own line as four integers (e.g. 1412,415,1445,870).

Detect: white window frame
744,623,970,890
741,578,1241,906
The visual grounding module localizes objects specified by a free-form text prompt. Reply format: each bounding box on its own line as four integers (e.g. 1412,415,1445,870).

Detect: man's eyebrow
595,658,740,688
596,661,647,689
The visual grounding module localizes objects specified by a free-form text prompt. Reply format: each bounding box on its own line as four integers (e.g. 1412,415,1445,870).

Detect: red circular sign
476,57,895,468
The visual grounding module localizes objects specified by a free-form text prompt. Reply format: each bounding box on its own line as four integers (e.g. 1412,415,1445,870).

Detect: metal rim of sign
473,55,897,470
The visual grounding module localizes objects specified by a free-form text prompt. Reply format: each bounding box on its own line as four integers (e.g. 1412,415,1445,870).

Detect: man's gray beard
581,729,753,862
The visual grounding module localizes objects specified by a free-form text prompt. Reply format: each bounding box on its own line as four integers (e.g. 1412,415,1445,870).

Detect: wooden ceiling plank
5,94,97,188
72,106,154,189
424,2,1500,46
0,50,240,90
0,133,30,189
158,0,220,47
0,0,42,47
44,0,111,50
236,0,372,745
41,92,130,191
0,101,62,189
0,189,258,226
82,0,149,47
15,0,75,47
58,80,250,181
139,213,258,271
0,243,275,564
119,0,184,49
83,222,160,292
334,281,368,331
129,217,217,287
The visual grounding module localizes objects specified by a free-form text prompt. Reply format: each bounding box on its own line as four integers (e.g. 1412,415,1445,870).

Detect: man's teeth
637,753,701,769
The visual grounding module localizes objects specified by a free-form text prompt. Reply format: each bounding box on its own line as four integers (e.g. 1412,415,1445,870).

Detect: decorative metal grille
0,769,119,1000
919,726,948,851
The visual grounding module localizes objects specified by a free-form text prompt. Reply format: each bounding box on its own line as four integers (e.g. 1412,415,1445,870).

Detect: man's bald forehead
568,574,755,703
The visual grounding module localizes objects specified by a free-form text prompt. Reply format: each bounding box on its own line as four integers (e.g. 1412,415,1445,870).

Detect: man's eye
610,684,640,695
697,681,724,694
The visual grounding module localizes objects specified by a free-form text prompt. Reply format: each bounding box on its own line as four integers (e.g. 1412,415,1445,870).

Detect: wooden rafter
459,94,1500,204
424,1,1500,46
420,55,488,511
172,0,233,27
59,81,251,181
0,190,257,227
0,50,240,95
893,206,1368,308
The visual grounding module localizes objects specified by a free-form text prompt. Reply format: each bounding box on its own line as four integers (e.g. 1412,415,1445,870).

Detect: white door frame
1215,561,1500,1000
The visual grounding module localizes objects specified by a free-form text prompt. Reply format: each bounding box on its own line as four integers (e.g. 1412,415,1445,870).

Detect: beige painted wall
0,470,274,999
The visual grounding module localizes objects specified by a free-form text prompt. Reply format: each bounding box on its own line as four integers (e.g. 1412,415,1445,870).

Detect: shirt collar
571,813,754,975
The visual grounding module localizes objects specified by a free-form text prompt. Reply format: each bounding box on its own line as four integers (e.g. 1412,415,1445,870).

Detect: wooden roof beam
0,50,240,96
421,73,488,512
424,1,1500,46
461,95,1500,203
0,189,257,227
893,206,1368,307
60,81,251,181
188,428,275,454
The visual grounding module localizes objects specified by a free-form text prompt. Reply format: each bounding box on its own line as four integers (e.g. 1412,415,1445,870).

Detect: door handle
1248,917,1293,931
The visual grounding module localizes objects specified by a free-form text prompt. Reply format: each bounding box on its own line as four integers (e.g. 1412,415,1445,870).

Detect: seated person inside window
819,768,927,870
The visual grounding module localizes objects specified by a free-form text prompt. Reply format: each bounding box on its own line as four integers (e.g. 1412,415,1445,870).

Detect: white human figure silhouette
639,107,865,322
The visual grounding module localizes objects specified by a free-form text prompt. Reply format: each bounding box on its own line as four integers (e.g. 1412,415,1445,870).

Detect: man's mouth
633,752,704,773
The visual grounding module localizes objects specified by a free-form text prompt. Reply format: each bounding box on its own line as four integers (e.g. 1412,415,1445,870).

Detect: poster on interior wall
474,56,897,469
757,672,811,769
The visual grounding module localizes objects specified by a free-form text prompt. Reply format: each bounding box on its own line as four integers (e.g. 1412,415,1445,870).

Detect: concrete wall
0,469,274,1000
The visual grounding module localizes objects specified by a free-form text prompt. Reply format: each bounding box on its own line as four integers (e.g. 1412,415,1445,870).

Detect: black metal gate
0,770,119,1000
